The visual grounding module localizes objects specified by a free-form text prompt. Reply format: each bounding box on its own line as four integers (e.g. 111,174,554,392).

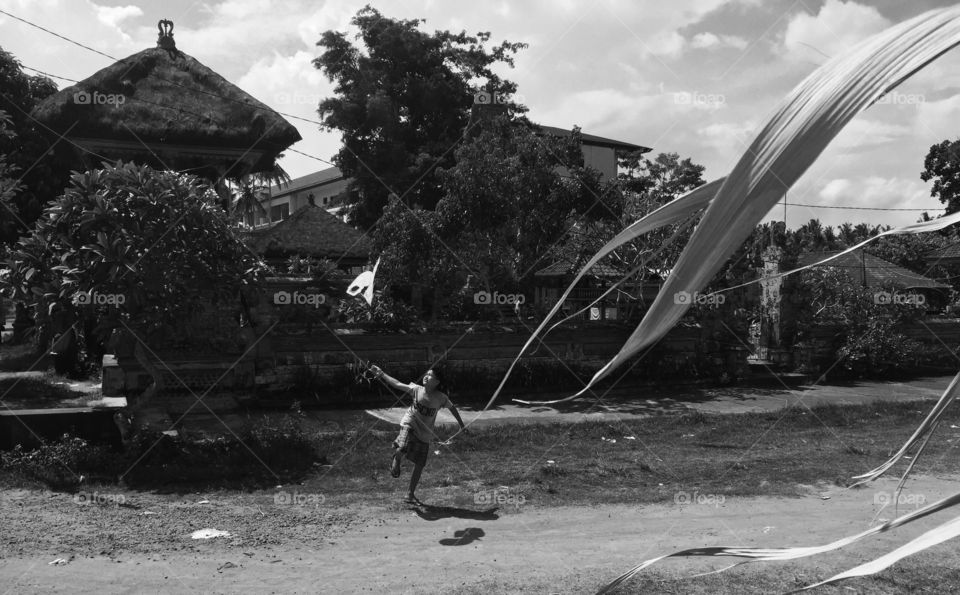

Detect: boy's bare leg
391,449,402,477
408,463,424,501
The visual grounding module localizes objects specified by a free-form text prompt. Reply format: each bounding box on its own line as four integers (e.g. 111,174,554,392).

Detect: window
270,203,290,222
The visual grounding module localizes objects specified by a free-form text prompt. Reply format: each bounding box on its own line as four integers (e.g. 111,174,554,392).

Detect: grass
0,341,49,373
0,376,87,408
2,399,959,505
304,400,960,508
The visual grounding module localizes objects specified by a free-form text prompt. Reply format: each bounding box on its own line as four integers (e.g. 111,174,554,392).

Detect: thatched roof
244,205,371,261
31,23,300,177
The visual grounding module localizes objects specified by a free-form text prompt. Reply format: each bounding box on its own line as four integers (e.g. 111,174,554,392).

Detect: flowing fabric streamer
489,6,960,409
785,514,960,593
572,6,960,593
597,493,960,594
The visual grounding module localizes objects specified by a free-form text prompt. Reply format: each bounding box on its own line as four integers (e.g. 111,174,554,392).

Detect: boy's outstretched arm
369,365,414,394
449,404,467,431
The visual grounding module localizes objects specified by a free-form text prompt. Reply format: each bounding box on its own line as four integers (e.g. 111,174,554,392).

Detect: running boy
368,365,466,504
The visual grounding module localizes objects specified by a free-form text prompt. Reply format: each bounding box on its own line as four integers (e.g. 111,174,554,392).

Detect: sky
2,0,960,230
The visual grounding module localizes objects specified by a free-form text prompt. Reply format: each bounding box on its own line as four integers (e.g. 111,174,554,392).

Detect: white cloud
690,32,747,50
818,176,930,210
646,30,687,57
781,0,890,62
94,5,142,28
832,118,911,151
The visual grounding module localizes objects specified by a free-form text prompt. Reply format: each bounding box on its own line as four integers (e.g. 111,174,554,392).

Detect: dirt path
3,475,960,594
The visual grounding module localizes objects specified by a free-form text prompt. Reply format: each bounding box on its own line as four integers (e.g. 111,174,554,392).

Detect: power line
16,62,338,171
783,201,942,212
1,8,329,129
7,8,951,213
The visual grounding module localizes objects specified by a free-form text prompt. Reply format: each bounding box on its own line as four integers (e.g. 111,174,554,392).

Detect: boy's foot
390,454,401,478
403,495,420,505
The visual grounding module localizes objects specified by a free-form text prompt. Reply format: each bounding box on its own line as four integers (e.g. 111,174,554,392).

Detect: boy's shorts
394,425,429,467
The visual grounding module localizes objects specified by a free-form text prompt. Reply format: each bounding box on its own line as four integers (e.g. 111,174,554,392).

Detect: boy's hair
426,365,449,393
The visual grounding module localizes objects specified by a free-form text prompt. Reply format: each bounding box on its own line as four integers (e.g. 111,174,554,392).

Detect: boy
369,365,466,504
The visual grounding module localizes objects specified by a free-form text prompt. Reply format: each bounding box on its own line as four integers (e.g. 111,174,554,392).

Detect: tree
796,266,925,374
0,110,24,242
0,47,72,245
922,139,960,214
581,151,706,279
436,118,612,282
2,162,266,374
314,6,528,228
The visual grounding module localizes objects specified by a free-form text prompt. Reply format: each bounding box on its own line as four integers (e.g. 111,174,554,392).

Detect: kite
346,257,381,306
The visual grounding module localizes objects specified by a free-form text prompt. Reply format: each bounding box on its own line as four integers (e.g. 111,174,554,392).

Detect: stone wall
103,277,751,408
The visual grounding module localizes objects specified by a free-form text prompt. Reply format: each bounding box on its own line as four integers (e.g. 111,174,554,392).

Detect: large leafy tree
922,139,960,214
0,110,23,242
578,151,706,278
0,47,72,244
314,6,527,228
373,118,615,320
3,162,267,373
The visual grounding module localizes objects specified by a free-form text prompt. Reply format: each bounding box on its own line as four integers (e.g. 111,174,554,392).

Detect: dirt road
3,475,960,594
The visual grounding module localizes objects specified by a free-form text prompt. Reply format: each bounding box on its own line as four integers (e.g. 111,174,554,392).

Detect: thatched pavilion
30,20,300,184
244,204,372,274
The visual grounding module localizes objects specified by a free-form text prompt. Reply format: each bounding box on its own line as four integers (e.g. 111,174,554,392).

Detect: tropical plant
2,161,267,373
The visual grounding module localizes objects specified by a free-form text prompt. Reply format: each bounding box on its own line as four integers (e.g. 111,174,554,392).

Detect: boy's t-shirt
400,385,451,442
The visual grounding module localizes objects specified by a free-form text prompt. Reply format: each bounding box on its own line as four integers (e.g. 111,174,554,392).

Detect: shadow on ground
412,504,500,522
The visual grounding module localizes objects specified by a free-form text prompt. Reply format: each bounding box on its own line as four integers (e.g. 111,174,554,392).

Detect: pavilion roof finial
157,19,175,50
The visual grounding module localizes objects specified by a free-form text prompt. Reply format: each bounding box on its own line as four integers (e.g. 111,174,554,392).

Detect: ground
4,372,960,593
2,473,960,593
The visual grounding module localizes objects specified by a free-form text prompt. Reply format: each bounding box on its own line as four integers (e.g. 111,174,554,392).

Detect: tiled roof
268,166,344,198
536,125,650,152
243,205,370,260
534,260,631,278
928,243,960,262
798,250,950,290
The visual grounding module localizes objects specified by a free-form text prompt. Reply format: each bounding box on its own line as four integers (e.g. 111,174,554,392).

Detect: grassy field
306,400,960,509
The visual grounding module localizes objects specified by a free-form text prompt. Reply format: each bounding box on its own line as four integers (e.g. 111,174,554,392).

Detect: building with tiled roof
253,124,646,228
926,243,960,266
798,250,950,290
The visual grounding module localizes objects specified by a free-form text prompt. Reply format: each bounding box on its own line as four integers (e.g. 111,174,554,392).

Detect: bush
0,419,320,490
335,289,423,331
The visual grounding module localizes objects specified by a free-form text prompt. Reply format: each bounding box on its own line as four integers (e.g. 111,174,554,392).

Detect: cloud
818,176,931,210
94,5,143,28
781,0,891,62
690,31,748,50
832,118,912,151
